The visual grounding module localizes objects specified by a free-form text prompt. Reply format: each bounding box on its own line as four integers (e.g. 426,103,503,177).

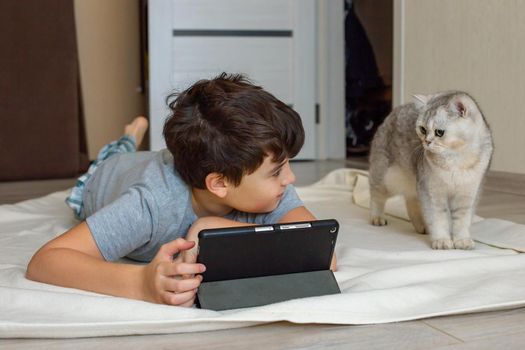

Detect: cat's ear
450,95,476,118
453,101,468,118
412,94,430,109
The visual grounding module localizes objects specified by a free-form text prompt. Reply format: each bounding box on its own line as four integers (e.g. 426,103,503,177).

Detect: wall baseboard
485,170,525,197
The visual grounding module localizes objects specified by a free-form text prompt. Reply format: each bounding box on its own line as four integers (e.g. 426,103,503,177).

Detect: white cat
368,91,494,249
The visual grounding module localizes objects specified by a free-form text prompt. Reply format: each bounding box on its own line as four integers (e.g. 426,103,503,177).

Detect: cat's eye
419,126,427,135
435,129,445,137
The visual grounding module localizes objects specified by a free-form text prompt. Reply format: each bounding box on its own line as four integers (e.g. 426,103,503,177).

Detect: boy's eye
435,129,445,137
419,126,427,135
272,169,282,177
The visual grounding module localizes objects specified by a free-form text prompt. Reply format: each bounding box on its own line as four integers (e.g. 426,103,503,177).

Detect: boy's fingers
179,296,197,308
181,271,204,280
330,254,337,271
182,248,198,264
163,262,205,276
158,238,195,258
161,289,197,306
163,276,202,294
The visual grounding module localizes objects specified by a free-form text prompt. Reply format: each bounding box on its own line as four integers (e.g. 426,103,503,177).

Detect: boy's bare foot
124,116,149,148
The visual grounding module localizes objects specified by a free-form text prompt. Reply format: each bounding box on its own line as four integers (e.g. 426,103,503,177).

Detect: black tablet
196,219,339,282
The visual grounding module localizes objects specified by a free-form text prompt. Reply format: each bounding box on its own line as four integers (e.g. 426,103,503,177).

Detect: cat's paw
454,238,475,250
371,215,388,226
431,239,454,250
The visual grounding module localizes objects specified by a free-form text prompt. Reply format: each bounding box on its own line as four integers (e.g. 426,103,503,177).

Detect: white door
149,0,317,159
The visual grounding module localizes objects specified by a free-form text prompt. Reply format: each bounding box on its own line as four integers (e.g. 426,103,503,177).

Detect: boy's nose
282,164,296,185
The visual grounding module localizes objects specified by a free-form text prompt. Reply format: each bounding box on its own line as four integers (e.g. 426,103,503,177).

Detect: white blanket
2,168,525,338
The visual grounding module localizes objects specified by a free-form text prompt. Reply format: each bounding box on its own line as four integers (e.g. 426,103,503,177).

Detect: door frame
316,0,345,159
393,0,405,107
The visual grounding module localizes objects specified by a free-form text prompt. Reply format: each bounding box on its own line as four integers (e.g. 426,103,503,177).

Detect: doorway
344,0,393,158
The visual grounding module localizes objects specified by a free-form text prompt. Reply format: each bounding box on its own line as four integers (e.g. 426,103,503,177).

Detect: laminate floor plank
477,189,525,224
423,307,525,342
0,321,461,350
433,330,525,350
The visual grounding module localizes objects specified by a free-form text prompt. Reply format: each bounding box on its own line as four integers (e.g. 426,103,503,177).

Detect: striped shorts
65,135,136,218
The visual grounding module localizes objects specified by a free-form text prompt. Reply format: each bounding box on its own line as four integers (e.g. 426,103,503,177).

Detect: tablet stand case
197,269,340,311
196,219,341,311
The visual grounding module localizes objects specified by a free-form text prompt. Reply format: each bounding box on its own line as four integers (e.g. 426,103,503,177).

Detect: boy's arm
277,206,316,222
26,221,205,306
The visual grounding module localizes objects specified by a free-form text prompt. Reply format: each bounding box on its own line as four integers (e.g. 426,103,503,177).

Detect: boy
27,73,335,307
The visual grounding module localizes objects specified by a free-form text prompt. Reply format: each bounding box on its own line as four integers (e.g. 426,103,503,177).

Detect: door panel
149,0,316,159
170,37,293,102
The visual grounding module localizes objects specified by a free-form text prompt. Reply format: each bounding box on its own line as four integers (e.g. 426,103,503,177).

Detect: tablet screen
196,219,338,282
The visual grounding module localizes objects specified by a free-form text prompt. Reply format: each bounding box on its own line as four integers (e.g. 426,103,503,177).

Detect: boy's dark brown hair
163,73,305,189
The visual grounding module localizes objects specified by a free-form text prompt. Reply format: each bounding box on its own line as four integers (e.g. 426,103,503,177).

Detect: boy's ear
205,173,229,198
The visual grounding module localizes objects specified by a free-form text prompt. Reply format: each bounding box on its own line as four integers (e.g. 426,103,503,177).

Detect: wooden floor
1,158,525,349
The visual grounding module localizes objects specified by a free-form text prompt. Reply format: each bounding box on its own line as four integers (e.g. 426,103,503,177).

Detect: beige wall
397,0,525,174
74,0,145,159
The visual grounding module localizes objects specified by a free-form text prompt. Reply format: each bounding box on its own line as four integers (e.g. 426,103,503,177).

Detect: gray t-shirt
82,149,303,262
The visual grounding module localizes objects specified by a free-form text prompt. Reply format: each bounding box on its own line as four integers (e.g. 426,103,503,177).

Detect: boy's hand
330,253,337,271
142,238,206,306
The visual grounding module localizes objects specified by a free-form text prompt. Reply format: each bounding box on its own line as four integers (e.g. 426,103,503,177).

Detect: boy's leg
66,116,149,218
98,116,149,159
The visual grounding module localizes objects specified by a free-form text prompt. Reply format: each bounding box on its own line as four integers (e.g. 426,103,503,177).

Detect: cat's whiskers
409,141,425,164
